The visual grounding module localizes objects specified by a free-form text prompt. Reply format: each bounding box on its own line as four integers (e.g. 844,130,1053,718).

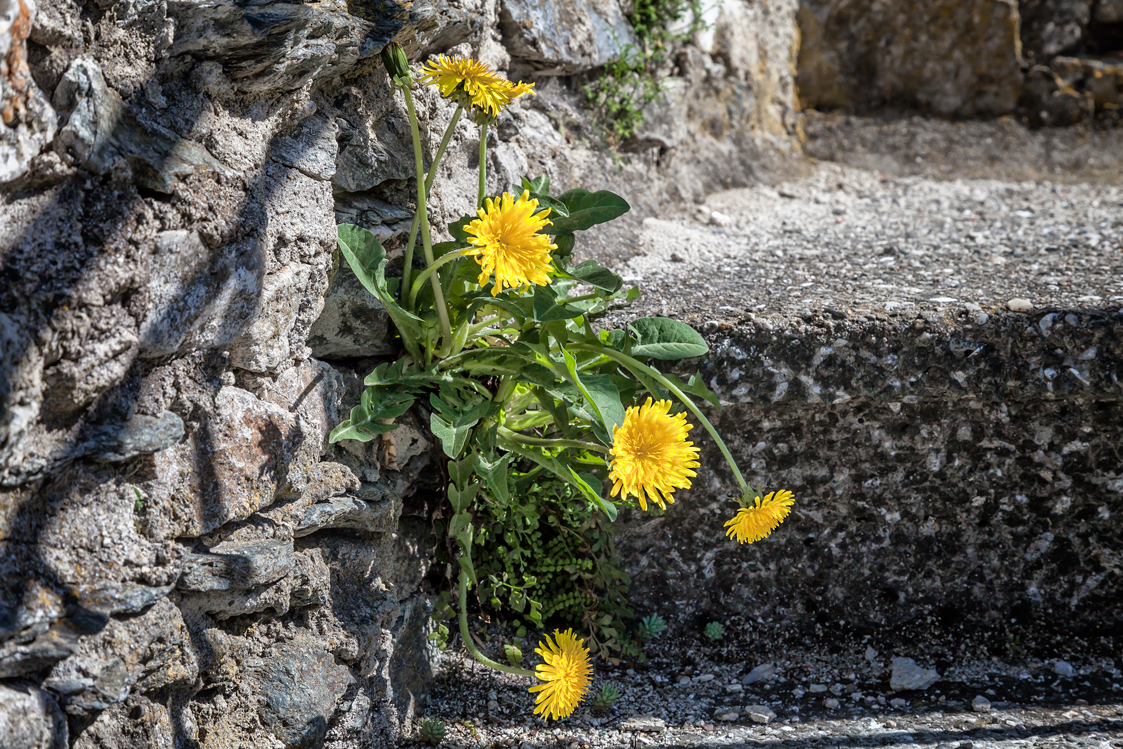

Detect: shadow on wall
0,0,441,745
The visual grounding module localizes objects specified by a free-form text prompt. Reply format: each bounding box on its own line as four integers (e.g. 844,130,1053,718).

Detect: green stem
403,86,453,353
496,426,610,454
477,123,488,207
408,248,464,309
458,570,535,677
402,105,463,309
571,343,749,494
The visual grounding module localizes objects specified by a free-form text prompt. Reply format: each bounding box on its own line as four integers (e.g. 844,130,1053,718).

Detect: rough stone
1019,65,1095,126
1006,297,1036,312
890,658,941,692
151,386,305,538
972,695,993,712
500,0,637,71
178,538,295,592
295,495,401,537
1049,56,1123,112
43,598,196,712
53,57,231,193
137,230,264,358
1054,659,1075,676
1019,0,1093,62
746,705,776,723
272,112,338,182
621,716,666,732
307,269,397,361
87,411,185,462
227,262,317,373
797,0,1022,117
71,696,173,749
0,0,58,183
259,640,354,748
1095,0,1123,22
0,684,67,749
742,662,777,684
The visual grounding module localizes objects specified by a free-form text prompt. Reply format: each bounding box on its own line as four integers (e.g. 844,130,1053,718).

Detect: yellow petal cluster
608,398,700,511
724,490,795,544
463,190,557,295
418,55,534,119
528,629,592,720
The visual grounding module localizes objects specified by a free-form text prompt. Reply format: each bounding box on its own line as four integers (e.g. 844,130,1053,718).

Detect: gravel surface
605,162,1121,325
410,634,1122,749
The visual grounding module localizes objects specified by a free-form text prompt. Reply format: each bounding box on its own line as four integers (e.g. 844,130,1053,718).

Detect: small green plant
419,718,446,746
504,643,523,667
704,621,725,642
583,0,707,144
591,683,621,713
637,614,667,640
329,45,793,722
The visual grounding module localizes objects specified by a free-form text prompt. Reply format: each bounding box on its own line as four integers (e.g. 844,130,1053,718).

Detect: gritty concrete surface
605,160,1121,321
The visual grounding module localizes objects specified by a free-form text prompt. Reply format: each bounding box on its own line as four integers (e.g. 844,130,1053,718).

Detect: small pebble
621,716,665,733
810,684,828,693
725,683,743,692
1054,660,1075,677
694,674,715,683
823,698,840,709
1007,298,1034,312
890,698,908,708
746,705,776,724
743,663,777,684
972,695,992,713
709,210,733,227
716,710,740,722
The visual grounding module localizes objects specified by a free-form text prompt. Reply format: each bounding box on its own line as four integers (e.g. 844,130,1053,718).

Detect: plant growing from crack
332,43,794,720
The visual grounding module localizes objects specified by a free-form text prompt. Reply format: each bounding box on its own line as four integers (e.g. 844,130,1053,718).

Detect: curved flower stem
402,86,453,354
477,123,488,207
570,343,749,494
458,570,535,677
496,426,610,454
408,248,465,309
402,105,464,307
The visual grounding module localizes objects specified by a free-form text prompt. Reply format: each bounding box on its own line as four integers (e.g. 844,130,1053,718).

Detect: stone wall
0,0,801,746
796,0,1123,125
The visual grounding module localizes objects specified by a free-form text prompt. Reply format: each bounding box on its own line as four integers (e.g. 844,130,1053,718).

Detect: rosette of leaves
419,718,446,745
637,614,667,640
592,683,621,713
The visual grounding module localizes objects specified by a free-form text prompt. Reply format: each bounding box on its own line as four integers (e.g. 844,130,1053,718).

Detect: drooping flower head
463,190,557,295
724,490,795,544
608,398,700,511
528,629,592,721
418,55,534,122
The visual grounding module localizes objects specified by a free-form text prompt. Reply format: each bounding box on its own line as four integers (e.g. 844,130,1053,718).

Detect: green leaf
429,397,497,459
532,284,584,323
336,224,424,361
627,317,709,360
531,193,570,219
328,387,416,443
560,348,625,439
565,259,623,293
568,468,618,522
546,190,630,235
521,174,550,195
666,372,722,409
475,453,512,504
504,643,524,665
449,215,475,244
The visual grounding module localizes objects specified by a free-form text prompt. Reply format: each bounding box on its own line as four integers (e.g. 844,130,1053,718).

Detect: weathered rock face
1019,0,1093,62
620,310,1123,655
797,0,1023,117
1,0,803,745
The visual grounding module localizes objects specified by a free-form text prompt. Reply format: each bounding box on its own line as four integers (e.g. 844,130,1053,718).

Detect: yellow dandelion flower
528,629,592,721
724,490,795,544
608,398,700,511
418,55,535,119
463,190,557,295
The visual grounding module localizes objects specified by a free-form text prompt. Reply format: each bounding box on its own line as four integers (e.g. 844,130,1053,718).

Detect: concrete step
608,159,1122,658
